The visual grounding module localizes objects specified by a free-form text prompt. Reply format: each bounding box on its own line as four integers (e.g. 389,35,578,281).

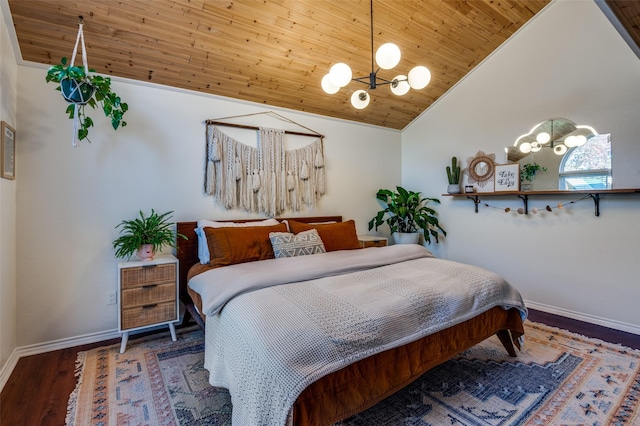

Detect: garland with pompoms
480,194,592,215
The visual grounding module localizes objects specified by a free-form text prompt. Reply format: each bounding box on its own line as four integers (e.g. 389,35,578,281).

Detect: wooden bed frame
175,216,525,426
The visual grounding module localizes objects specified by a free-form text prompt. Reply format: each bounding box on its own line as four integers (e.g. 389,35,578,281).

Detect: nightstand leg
120,332,129,353
169,323,177,342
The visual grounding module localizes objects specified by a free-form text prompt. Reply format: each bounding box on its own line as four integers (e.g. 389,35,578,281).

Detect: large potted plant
46,57,128,143
113,209,187,261
368,186,446,245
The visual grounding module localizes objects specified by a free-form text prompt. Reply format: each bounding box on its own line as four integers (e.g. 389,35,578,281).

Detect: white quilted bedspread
189,244,527,425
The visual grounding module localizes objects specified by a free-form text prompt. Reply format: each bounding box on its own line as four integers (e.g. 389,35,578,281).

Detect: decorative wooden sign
494,164,519,191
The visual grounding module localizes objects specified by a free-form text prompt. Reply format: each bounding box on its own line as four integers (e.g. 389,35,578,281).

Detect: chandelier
320,0,431,109
514,118,598,156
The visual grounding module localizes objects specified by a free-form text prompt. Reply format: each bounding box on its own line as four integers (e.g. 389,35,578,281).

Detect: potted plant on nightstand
446,156,461,194
368,186,446,245
520,162,547,191
113,209,187,261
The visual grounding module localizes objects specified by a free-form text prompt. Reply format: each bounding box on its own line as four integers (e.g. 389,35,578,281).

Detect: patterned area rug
66,321,640,425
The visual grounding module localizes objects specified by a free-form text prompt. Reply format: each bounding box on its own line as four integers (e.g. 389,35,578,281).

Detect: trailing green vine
46,57,128,143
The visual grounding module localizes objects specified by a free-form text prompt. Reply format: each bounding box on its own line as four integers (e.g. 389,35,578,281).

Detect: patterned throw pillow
269,229,326,258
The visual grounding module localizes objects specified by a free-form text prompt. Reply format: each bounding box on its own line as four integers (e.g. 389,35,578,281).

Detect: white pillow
195,218,280,264
269,229,326,258
194,227,208,265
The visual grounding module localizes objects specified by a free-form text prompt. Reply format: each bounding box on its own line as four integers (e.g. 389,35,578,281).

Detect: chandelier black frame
321,0,431,109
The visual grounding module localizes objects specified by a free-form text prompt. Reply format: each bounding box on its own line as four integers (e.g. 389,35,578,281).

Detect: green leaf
103,102,112,117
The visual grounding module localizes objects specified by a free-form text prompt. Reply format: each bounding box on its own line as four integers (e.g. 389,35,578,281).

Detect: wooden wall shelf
443,188,640,216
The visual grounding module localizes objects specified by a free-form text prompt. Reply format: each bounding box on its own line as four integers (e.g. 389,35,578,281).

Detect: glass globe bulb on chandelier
321,0,431,109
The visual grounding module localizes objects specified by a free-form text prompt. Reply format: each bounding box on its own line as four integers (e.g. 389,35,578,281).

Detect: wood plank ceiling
606,0,640,56
7,0,553,130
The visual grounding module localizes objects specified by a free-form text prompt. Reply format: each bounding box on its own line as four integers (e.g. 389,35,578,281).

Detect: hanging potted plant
45,20,128,145
368,186,446,245
46,57,128,144
113,210,187,261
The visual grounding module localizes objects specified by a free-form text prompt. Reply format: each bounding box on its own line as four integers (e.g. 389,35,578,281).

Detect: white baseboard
525,299,640,335
17,328,122,358
0,349,19,393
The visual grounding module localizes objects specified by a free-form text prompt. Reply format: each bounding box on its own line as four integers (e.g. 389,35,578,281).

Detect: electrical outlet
107,291,117,305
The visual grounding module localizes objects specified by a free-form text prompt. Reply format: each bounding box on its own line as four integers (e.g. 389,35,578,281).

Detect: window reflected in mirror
559,134,611,190
506,118,612,191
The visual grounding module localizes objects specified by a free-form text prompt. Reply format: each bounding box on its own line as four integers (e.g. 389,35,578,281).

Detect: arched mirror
506,118,611,190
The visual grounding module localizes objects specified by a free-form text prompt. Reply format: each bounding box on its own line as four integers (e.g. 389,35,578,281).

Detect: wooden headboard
176,216,342,326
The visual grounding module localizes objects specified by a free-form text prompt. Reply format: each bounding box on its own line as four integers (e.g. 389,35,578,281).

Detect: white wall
403,0,640,331
14,67,401,347
0,3,18,382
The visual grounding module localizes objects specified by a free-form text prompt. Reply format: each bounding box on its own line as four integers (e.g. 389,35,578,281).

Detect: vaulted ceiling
5,0,638,130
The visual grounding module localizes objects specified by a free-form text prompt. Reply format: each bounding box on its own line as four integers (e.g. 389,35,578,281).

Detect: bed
176,216,526,426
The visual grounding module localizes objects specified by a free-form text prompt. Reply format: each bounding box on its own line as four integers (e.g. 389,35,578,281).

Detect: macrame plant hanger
204,112,326,216
68,16,91,147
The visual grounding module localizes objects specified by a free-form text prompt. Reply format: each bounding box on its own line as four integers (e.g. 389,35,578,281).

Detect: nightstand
358,235,388,248
118,255,179,353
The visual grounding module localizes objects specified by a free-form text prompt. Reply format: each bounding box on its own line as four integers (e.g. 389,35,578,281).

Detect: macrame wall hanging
204,112,326,217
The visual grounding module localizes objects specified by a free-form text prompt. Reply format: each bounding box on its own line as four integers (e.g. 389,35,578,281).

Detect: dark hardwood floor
1,309,638,426
526,309,640,350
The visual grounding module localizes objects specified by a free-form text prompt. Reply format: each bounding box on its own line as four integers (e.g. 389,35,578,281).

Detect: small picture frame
1,121,16,180
494,164,519,191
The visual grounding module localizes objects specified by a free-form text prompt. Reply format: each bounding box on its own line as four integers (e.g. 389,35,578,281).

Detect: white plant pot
137,244,155,261
447,183,461,194
393,232,421,245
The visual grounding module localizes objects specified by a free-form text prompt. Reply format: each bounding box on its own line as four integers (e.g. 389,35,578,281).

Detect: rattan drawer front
358,237,388,248
361,239,387,248
121,301,177,330
121,264,176,289
121,283,176,309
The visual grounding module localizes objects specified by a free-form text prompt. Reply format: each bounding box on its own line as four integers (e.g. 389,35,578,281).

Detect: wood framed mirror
466,151,496,188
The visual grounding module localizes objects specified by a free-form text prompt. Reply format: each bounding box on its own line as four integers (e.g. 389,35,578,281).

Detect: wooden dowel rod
206,120,323,138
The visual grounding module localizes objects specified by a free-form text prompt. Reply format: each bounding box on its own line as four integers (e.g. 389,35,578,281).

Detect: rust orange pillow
287,220,360,252
203,223,288,267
